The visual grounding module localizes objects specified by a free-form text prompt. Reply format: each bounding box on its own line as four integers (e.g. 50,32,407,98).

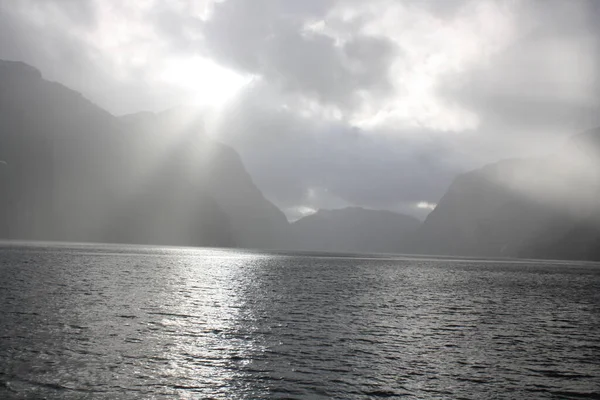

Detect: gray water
0,243,599,399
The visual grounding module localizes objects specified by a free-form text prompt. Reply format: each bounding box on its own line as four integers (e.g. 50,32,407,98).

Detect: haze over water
1,243,599,399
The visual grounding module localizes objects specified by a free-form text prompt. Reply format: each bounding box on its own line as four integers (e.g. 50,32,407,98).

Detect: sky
1,0,600,221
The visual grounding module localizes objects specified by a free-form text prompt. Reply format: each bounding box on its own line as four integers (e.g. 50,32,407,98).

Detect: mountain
119,109,290,249
290,207,420,254
0,59,287,248
4,58,599,259
517,130,600,260
414,128,600,260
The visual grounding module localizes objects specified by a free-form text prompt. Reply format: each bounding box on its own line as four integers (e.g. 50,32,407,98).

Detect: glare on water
0,243,599,399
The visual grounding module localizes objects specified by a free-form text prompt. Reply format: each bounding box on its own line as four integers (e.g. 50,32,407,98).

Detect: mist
1,0,600,258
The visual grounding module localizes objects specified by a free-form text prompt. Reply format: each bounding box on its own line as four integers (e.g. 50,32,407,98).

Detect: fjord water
1,243,599,399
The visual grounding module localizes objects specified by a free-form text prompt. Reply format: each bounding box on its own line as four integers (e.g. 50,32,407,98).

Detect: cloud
0,0,222,114
442,0,600,136
1,0,599,219
210,81,468,218
416,202,437,210
202,0,397,113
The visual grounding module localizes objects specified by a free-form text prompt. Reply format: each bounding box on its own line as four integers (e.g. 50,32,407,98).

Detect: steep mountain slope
518,130,600,260
291,207,420,254
119,109,291,249
0,59,287,248
414,129,600,259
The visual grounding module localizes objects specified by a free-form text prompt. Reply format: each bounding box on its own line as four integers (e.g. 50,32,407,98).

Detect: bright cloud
160,56,252,106
321,0,519,131
416,202,437,210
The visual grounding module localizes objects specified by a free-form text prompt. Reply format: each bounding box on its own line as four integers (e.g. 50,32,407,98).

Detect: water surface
1,242,599,399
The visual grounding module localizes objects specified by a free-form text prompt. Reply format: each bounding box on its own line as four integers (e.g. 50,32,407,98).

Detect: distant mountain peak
0,59,42,80
313,206,420,221
291,206,420,254
415,126,600,260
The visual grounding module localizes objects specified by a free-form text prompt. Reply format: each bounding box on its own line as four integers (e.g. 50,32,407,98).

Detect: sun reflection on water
153,248,276,396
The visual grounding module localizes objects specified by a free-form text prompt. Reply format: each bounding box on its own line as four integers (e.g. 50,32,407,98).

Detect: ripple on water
0,243,599,399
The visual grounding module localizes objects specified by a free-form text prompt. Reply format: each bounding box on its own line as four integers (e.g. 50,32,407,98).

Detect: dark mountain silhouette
413,128,600,260
0,59,287,248
2,59,600,260
119,109,290,249
290,207,420,254
517,130,600,260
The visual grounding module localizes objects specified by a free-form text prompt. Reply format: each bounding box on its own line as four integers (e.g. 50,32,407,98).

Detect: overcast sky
2,0,600,220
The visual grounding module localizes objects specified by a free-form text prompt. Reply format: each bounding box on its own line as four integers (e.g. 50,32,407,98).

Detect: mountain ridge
413,127,600,260
0,59,285,248
290,206,420,254
3,58,600,260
